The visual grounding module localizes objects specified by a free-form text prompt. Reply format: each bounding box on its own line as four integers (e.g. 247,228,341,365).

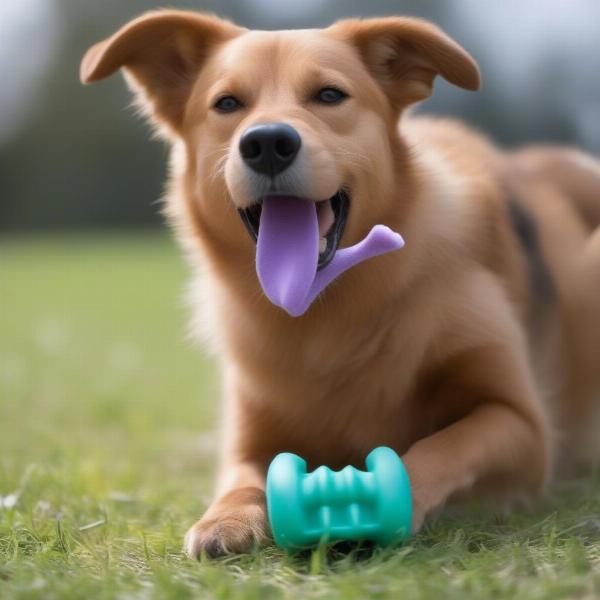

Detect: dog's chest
251,306,434,465
264,366,427,468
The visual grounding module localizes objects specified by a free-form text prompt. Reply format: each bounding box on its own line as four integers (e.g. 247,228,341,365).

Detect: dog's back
405,114,600,471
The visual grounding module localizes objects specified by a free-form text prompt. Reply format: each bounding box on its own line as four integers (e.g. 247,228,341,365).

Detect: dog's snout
239,123,301,177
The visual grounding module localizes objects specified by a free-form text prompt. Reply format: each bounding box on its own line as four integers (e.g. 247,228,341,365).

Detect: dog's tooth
319,237,327,254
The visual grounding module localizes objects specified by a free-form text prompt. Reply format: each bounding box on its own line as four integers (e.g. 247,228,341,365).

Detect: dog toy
256,196,404,317
266,446,412,551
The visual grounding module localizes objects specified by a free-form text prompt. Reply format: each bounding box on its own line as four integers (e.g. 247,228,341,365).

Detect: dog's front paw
184,487,270,558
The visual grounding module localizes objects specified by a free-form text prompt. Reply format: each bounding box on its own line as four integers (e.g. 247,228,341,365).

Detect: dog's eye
214,95,243,113
314,87,348,105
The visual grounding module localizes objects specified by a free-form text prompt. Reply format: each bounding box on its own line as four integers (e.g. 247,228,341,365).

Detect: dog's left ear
80,10,244,133
331,17,480,108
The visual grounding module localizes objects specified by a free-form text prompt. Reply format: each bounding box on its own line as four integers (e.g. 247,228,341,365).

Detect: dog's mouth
238,190,350,270
238,189,404,317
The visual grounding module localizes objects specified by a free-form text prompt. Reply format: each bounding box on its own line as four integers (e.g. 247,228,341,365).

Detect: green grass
1,233,600,599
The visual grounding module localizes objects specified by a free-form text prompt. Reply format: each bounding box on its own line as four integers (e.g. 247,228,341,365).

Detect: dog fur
81,10,600,557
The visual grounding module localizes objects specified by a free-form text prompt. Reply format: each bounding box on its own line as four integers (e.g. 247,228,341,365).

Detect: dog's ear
332,17,480,108
80,10,244,133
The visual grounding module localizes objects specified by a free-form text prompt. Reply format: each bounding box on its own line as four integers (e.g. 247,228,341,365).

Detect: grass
1,232,600,599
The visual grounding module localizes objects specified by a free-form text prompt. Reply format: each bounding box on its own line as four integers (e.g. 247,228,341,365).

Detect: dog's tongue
257,195,405,317
257,195,318,314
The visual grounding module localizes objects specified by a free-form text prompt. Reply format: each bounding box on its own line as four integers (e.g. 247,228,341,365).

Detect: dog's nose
239,123,301,177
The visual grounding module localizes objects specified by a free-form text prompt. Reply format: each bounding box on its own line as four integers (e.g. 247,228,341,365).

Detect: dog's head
81,11,479,268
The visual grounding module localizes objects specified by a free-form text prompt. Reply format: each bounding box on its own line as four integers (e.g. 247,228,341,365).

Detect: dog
81,10,600,557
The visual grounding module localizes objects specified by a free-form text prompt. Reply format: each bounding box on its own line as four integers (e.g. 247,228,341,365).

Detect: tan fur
81,11,600,557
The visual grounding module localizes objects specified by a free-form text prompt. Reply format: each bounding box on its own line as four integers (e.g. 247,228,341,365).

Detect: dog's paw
184,487,270,558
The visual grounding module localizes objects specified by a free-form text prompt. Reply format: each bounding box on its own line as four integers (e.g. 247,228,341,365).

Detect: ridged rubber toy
266,446,412,551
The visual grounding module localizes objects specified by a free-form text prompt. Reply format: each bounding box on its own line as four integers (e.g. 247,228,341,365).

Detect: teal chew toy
266,446,412,550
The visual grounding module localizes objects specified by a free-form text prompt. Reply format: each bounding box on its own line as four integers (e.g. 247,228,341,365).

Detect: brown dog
81,11,600,557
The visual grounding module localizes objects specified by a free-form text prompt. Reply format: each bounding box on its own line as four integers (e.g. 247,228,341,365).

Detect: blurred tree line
1,0,598,232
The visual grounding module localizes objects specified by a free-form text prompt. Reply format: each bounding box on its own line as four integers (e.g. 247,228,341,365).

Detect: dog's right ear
80,10,244,134
331,17,480,110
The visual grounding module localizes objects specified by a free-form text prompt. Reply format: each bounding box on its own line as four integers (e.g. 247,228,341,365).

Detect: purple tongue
257,195,405,317
257,195,319,313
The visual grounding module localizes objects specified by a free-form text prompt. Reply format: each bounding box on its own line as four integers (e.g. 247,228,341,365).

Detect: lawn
1,233,599,599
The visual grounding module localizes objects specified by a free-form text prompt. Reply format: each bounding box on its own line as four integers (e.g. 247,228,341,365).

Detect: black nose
239,123,302,177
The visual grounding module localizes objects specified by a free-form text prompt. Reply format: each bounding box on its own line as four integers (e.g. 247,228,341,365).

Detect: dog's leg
184,386,273,558
570,226,600,375
402,346,552,531
561,226,600,468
